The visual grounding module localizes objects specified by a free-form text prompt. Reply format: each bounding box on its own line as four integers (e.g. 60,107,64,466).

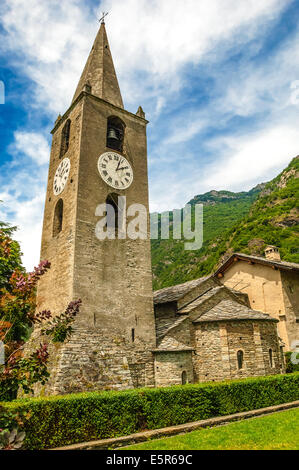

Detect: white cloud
0,131,49,270
149,122,299,213
0,193,45,271
103,0,287,74
146,7,299,212
203,125,299,191
10,131,50,166
0,0,290,113
0,0,297,268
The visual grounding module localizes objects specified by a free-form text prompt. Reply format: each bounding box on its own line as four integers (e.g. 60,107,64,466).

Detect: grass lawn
122,408,299,450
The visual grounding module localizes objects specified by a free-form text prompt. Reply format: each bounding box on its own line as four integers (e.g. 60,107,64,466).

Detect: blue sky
1,0,299,270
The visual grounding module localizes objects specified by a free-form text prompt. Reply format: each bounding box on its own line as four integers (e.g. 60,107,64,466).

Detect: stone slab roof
156,315,188,343
154,276,210,305
193,300,278,323
156,286,252,342
178,286,224,314
215,253,299,277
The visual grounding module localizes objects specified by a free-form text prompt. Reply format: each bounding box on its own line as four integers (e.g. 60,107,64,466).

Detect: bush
1,373,299,450
285,352,299,374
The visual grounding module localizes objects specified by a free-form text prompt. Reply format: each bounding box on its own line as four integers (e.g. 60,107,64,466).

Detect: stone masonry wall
281,271,299,350
158,318,191,350
259,321,284,374
36,102,84,318
192,320,281,383
154,351,194,387
225,321,265,379
24,326,155,396
193,322,223,382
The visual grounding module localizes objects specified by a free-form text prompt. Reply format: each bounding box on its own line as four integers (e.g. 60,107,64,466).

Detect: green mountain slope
151,187,262,290
151,156,299,290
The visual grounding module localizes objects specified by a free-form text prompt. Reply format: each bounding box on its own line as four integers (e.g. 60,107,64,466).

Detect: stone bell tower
34,20,156,395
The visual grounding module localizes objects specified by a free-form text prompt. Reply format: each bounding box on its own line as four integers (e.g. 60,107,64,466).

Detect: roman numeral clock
97,152,133,190
53,158,71,196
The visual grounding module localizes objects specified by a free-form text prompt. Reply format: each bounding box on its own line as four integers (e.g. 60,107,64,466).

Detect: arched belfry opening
105,193,126,236
53,199,64,237
60,119,71,158
106,116,125,153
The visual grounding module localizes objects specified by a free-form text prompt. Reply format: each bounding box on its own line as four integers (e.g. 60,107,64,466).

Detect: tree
0,259,81,400
0,212,81,449
0,217,23,292
0,213,82,400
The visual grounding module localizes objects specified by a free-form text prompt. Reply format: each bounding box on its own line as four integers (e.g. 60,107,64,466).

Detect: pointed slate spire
72,22,124,109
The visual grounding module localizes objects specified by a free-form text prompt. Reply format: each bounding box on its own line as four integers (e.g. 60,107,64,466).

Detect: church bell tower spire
31,20,156,396
72,21,124,109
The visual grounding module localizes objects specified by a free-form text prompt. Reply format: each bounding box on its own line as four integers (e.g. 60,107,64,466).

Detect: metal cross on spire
99,11,109,24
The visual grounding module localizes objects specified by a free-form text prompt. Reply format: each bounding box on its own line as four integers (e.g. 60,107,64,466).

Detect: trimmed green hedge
1,373,299,450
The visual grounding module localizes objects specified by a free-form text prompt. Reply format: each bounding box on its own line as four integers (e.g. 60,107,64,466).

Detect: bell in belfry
108,127,119,141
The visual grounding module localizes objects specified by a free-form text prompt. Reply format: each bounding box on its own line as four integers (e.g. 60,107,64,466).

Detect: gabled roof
193,300,278,323
178,286,224,314
154,276,210,305
154,282,277,345
214,253,299,278
156,315,189,343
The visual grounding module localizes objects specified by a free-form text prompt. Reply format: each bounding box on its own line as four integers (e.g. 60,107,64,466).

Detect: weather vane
99,11,109,24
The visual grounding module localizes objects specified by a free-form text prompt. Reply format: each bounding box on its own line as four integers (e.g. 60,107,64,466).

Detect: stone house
153,276,283,386
214,247,299,351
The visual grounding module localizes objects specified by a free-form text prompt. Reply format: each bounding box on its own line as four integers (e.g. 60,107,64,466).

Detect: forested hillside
151,156,299,290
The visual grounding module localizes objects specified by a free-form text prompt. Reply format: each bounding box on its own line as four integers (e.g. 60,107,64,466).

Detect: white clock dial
97,152,133,190
53,158,71,196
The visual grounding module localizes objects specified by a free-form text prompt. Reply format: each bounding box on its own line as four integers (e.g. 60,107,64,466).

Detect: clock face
97,152,133,190
53,158,71,196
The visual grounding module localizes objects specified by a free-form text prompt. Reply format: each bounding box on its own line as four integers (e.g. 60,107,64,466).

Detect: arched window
105,194,126,237
53,199,63,236
106,193,119,233
60,119,71,158
106,116,125,152
269,349,273,368
182,371,187,385
237,350,244,370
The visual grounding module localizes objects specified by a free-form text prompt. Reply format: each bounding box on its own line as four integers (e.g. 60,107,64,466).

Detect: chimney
265,245,281,261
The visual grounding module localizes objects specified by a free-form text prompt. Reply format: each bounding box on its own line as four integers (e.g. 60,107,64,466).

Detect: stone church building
154,275,283,386
30,22,286,395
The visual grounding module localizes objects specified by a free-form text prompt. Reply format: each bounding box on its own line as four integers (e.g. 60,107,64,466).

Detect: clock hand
116,159,121,172
116,157,125,172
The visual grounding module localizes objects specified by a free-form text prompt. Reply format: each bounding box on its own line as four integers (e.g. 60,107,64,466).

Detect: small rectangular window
131,328,135,343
